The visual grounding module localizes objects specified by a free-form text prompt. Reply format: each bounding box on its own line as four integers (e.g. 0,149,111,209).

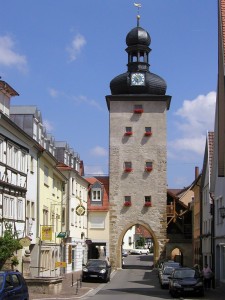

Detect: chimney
195,166,199,179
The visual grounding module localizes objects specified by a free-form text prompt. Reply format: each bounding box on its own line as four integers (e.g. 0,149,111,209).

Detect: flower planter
124,201,131,207
144,202,152,207
145,167,152,172
124,168,133,173
134,109,143,114
124,132,133,136
144,132,152,136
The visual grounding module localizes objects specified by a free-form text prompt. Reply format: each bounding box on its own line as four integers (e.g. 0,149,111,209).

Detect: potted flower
134,108,143,114
144,202,152,207
124,131,133,136
145,167,152,172
144,132,152,136
124,201,131,207
124,168,133,173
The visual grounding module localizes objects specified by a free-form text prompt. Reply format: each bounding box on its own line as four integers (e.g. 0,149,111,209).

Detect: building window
124,162,133,172
44,165,49,186
92,189,101,201
27,200,35,219
145,161,153,172
125,127,133,136
144,196,152,207
145,127,152,136
124,196,131,206
90,215,105,229
43,207,49,225
20,151,26,173
133,104,143,114
30,156,34,173
17,199,23,220
7,143,13,167
0,138,4,163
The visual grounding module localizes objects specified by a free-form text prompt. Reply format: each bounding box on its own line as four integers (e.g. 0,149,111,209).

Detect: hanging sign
76,205,86,216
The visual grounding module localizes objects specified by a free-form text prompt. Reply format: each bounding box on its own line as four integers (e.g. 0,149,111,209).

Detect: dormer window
125,127,133,136
92,189,101,201
134,104,143,114
91,182,103,203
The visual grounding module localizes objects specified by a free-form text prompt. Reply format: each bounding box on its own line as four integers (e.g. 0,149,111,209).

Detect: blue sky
0,0,217,188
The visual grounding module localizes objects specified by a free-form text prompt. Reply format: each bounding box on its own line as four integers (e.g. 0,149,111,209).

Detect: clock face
131,73,145,86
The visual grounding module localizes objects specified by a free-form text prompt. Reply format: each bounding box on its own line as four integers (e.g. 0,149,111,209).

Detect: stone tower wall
108,98,169,268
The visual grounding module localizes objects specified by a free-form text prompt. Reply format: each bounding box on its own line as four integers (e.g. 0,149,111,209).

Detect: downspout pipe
210,192,215,289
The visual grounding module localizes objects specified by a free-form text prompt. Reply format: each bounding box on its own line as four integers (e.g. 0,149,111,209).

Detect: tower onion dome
110,20,167,96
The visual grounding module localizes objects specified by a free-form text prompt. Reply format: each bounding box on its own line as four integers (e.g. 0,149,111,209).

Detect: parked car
158,260,181,277
159,266,176,289
0,270,29,300
168,267,204,298
122,250,128,257
130,247,149,255
82,259,111,283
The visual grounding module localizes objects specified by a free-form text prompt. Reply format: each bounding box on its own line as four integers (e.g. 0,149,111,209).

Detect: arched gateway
105,13,172,269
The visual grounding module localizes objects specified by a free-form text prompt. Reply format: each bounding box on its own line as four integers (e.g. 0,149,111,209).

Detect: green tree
0,225,22,269
136,236,145,247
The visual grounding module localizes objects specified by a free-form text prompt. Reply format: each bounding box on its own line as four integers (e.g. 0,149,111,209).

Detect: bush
0,227,22,270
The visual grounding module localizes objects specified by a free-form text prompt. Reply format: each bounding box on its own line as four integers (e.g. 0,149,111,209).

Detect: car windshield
87,260,106,268
174,269,196,279
0,275,4,290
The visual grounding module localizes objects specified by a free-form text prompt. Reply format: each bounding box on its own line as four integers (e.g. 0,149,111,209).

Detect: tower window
124,162,133,172
134,104,143,114
145,161,153,172
145,127,152,136
124,196,131,206
144,196,152,207
125,127,133,136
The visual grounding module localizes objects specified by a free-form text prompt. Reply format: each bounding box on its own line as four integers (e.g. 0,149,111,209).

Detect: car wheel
170,290,178,298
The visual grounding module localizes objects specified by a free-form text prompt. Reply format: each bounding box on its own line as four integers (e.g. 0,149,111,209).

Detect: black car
82,259,111,283
0,270,29,300
168,267,204,298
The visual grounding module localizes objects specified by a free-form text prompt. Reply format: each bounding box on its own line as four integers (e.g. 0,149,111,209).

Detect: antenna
134,3,141,26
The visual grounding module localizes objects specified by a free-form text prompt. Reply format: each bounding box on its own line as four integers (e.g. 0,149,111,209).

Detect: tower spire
134,3,141,27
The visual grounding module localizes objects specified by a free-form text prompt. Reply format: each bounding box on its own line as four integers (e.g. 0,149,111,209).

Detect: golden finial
134,3,141,26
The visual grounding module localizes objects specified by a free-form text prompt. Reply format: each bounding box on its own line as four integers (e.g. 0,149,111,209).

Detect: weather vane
134,3,142,26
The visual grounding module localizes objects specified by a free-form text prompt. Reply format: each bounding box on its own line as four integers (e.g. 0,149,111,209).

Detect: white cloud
43,119,54,132
175,91,216,137
48,88,59,98
84,165,105,176
48,88,103,110
170,91,216,156
0,35,27,72
71,95,103,110
90,146,108,157
66,33,86,62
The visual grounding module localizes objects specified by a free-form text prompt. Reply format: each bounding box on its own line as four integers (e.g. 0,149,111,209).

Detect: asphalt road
82,254,224,300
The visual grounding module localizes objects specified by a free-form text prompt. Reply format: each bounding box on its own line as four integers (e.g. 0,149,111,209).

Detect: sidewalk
204,282,225,300
29,271,101,300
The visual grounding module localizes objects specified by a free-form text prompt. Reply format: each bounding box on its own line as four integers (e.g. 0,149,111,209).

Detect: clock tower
106,14,171,268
